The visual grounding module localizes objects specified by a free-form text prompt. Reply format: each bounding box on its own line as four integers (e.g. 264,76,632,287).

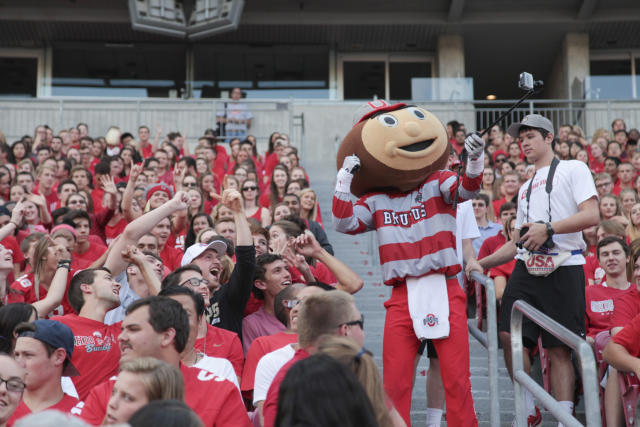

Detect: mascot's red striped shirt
333,169,482,285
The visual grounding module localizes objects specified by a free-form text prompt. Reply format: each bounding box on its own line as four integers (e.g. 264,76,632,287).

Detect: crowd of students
2,114,640,426
0,123,376,427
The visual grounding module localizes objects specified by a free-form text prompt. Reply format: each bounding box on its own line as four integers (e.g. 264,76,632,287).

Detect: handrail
510,300,601,427
467,271,500,426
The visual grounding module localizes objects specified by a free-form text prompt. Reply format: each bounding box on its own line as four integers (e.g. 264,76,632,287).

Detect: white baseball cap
181,241,227,266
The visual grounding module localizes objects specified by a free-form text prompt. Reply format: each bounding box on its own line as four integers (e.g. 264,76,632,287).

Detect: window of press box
586,58,634,99
192,46,330,99
0,57,38,98
51,44,187,97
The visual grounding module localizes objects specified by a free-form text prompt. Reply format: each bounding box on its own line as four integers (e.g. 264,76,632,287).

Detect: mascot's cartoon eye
408,107,426,120
378,114,398,127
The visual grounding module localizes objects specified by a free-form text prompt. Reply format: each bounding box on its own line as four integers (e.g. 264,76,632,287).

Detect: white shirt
253,344,296,404
515,160,597,265
456,200,480,286
195,355,239,389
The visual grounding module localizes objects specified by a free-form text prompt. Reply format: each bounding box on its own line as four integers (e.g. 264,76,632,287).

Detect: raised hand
221,189,243,214
101,175,118,195
171,190,189,211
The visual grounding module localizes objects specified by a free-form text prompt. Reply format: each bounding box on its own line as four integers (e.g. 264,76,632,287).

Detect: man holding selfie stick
467,114,599,425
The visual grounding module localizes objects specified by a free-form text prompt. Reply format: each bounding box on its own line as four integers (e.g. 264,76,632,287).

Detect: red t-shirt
8,394,81,426
585,283,633,338
1,235,24,286
610,288,640,330
105,218,127,246
583,254,606,287
612,311,640,357
141,144,153,159
492,197,508,217
81,365,250,427
8,272,75,318
52,314,122,400
478,233,507,260
160,244,183,272
489,259,516,280
241,332,298,393
195,324,244,377
262,348,310,427
310,262,337,285
72,240,109,271
34,186,59,214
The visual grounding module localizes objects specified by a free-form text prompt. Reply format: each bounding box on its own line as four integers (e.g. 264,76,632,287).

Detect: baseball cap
181,240,227,266
351,100,407,127
18,319,80,376
144,183,174,202
507,114,554,138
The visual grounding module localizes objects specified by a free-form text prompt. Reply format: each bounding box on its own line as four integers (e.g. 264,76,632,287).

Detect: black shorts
417,339,438,358
499,260,585,349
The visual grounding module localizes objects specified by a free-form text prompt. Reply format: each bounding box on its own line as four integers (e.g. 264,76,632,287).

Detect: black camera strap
525,157,559,223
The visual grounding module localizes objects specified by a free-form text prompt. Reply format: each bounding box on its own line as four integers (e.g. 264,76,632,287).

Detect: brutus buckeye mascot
332,100,485,426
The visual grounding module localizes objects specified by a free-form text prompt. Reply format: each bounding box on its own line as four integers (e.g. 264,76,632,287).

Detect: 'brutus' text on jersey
381,206,427,226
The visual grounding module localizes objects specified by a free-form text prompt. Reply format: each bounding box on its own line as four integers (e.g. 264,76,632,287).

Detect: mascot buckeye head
336,100,450,197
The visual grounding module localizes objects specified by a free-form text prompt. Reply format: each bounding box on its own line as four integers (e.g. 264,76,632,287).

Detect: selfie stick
452,75,544,209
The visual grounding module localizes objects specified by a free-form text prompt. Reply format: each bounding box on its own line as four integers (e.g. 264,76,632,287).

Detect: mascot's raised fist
464,132,485,160
341,155,361,174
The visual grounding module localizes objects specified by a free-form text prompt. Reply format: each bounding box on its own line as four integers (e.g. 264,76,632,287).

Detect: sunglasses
183,182,197,188
242,186,258,192
341,314,364,329
495,157,506,163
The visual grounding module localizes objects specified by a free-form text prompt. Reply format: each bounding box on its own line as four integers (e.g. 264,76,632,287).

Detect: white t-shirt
216,102,253,132
456,200,480,286
515,159,597,265
252,344,296,405
194,355,239,389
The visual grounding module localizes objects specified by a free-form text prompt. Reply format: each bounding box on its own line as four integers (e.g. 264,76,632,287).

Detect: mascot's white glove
336,154,360,193
464,132,485,177
464,132,485,160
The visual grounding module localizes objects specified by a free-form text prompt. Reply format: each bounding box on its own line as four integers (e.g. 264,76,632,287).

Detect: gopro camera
517,221,555,250
519,72,534,91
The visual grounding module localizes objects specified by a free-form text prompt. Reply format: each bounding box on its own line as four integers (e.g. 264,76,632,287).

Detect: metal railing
510,300,601,427
467,271,500,427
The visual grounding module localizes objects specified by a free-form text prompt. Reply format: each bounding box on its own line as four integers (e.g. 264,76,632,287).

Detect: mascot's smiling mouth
398,138,435,152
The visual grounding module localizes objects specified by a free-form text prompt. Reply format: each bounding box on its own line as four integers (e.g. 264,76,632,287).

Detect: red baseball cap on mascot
352,100,407,127
337,100,450,197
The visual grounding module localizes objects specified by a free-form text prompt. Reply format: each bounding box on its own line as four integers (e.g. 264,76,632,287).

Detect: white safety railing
510,300,601,427
467,271,501,427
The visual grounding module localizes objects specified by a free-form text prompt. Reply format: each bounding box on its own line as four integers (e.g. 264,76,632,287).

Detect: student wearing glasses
0,354,26,427
241,179,271,227
161,264,244,378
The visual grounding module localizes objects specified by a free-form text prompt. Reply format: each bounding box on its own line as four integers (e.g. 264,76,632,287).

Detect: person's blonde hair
299,188,318,222
219,254,234,285
317,336,393,427
118,357,184,401
297,291,355,348
627,203,640,241
32,238,55,301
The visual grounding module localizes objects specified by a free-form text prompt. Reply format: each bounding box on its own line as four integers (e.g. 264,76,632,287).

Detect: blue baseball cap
19,319,80,376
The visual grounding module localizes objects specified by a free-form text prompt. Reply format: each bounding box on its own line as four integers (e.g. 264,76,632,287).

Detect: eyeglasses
284,298,300,308
179,277,209,288
0,376,26,393
242,186,258,192
341,314,364,329
183,182,197,188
